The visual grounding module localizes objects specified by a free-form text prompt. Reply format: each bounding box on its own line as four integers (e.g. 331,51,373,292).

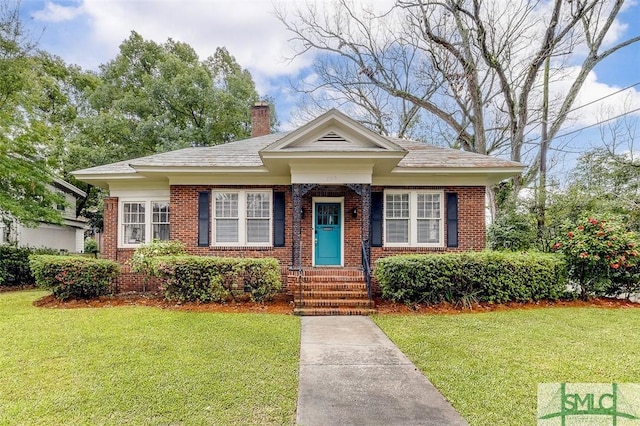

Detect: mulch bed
374,297,640,315
24,290,640,315
32,292,297,314
0,284,37,293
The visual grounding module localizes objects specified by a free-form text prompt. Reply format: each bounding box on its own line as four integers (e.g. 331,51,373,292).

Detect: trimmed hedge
374,251,568,305
29,255,120,300
0,246,59,286
150,255,282,303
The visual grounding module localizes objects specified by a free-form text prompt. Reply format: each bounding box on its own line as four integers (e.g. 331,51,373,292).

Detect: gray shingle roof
73,130,521,175
389,138,522,169
73,132,290,174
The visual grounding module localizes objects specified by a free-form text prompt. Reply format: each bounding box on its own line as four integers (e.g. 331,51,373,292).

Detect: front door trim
312,197,344,267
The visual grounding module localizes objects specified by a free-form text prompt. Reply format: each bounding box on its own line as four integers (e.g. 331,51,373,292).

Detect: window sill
381,246,446,251
211,245,275,251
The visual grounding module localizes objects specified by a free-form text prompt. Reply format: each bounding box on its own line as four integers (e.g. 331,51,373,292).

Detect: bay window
384,191,443,247
213,190,272,246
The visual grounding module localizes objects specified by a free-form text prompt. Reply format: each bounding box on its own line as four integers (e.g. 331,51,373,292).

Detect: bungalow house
73,105,524,314
1,177,89,253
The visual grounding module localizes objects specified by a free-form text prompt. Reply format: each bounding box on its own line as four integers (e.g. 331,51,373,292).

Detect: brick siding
102,185,486,292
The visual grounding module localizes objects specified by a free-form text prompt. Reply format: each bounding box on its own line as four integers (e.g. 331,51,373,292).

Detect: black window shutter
446,193,458,248
371,192,383,247
197,191,210,247
273,192,285,247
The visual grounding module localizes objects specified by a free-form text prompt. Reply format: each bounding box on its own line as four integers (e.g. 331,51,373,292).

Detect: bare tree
289,55,429,140
276,0,640,216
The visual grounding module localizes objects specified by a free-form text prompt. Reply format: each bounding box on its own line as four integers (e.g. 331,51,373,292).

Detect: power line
523,80,640,139
553,106,640,140
570,81,640,112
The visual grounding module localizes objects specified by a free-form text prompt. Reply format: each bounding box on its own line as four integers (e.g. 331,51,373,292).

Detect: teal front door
315,203,341,266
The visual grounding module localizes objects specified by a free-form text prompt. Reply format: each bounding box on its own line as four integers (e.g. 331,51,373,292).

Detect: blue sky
18,0,640,153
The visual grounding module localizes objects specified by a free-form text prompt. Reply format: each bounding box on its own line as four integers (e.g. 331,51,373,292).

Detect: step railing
361,239,373,309
296,243,303,309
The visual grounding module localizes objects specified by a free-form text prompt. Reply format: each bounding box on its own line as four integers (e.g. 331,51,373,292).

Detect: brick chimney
251,102,271,138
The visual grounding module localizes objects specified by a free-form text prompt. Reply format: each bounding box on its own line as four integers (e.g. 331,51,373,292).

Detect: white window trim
212,189,273,247
118,198,170,248
383,190,444,248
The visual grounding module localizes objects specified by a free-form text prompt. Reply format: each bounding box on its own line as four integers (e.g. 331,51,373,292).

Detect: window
417,193,441,244
384,191,443,247
55,191,66,212
123,202,145,244
120,200,169,246
0,222,8,244
213,190,272,246
152,202,170,240
214,193,239,243
246,192,270,243
385,193,409,244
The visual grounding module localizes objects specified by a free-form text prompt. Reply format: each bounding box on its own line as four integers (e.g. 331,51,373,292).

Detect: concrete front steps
290,268,376,316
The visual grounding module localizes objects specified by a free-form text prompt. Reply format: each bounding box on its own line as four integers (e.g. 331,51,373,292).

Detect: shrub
0,246,59,286
149,255,281,303
129,240,186,291
84,238,99,255
553,215,640,300
129,240,187,276
487,211,536,251
374,251,567,306
30,255,120,300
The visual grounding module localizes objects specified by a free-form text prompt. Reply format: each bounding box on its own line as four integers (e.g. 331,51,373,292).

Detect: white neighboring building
0,178,90,252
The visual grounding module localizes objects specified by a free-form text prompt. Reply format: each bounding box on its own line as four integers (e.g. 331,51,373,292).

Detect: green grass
0,290,300,425
374,307,640,426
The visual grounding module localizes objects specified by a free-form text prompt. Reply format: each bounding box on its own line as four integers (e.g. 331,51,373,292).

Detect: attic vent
316,131,349,144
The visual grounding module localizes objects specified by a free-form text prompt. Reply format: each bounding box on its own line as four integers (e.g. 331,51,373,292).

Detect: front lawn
0,290,300,425
374,307,640,426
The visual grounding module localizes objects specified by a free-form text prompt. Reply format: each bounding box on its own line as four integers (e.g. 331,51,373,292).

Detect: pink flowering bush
553,216,640,300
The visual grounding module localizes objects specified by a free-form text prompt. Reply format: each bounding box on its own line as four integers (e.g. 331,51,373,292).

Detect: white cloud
76,0,312,79
27,0,640,131
32,1,83,23
551,68,640,128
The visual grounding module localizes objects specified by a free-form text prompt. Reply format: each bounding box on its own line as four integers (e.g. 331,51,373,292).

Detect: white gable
263,109,405,153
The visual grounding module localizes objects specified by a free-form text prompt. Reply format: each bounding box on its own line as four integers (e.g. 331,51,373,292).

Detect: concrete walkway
296,316,468,426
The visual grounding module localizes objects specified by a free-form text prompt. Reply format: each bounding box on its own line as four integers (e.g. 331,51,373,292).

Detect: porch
288,184,375,315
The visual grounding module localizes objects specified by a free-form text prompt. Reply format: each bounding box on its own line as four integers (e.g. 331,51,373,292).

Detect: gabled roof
52,177,86,198
263,109,404,153
72,109,524,188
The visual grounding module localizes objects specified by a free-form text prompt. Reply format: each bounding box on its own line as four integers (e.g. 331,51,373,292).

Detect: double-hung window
385,193,410,244
152,201,170,240
123,202,146,244
416,193,441,244
213,190,272,246
384,191,443,247
121,200,170,246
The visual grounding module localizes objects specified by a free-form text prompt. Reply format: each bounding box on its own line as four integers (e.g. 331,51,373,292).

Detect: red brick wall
299,186,362,268
102,197,118,261
251,103,270,138
369,186,486,263
101,185,487,292
170,185,291,260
